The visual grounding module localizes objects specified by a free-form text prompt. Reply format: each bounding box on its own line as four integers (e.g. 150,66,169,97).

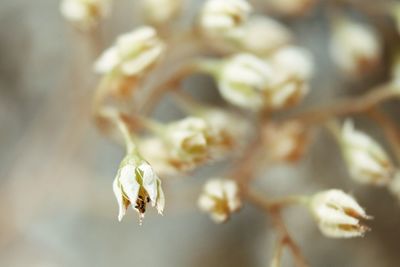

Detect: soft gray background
1,0,400,266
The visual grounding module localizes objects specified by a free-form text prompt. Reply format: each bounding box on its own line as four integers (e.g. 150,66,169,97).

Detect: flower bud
237,15,293,55
266,0,316,16
330,19,381,76
217,53,274,110
262,120,309,162
267,46,314,108
198,178,241,223
341,120,394,185
113,153,165,223
164,117,210,167
60,0,111,30
199,0,251,36
94,26,165,77
141,0,183,24
310,189,371,238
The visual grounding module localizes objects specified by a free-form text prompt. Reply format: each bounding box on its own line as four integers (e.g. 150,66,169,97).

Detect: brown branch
287,83,400,125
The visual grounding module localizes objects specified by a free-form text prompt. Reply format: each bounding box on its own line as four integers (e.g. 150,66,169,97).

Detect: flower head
310,189,371,238
341,120,394,185
330,18,381,76
113,153,165,223
60,0,110,30
164,117,210,168
267,46,314,109
95,26,165,77
217,53,274,110
198,178,241,223
199,0,251,36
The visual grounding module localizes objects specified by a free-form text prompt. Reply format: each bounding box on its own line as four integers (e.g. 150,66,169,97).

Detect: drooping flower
309,189,371,238
94,26,165,77
341,120,394,185
113,153,165,223
198,178,241,223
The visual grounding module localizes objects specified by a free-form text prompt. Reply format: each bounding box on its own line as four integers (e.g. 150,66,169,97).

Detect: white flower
217,53,274,110
266,0,316,16
94,26,165,76
341,120,394,185
267,46,314,108
60,0,110,29
141,0,183,24
198,178,241,223
165,117,210,166
113,153,165,222
199,0,251,36
262,121,309,162
310,189,371,238
237,15,292,55
330,19,381,75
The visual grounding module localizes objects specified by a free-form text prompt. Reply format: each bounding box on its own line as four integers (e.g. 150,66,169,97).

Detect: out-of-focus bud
95,26,165,77
341,120,394,185
139,137,180,177
164,117,210,167
330,18,381,76
266,0,316,17
237,15,293,55
390,3,400,35
198,178,241,223
113,152,165,223
199,0,251,37
388,170,400,201
262,120,309,162
267,46,314,109
309,189,371,238
60,0,111,30
216,53,274,110
141,0,183,24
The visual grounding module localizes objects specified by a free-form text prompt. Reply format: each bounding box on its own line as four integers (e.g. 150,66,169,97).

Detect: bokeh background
1,0,400,266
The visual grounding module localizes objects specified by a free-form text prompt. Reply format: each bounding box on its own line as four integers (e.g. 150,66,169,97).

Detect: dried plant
60,0,400,266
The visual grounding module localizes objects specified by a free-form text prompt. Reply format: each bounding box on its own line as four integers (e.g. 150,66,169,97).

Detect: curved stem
287,83,400,125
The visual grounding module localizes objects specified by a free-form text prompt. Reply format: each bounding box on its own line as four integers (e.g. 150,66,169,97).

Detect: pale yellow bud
198,178,241,223
310,189,371,238
141,0,183,24
341,120,394,185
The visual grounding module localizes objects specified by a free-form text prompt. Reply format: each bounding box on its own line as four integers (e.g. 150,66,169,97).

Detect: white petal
113,177,126,221
138,163,158,205
119,165,140,205
94,47,120,73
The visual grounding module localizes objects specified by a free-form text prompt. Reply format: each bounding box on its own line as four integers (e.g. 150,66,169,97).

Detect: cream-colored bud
267,46,314,108
139,137,180,177
330,19,381,76
94,26,165,77
310,189,371,238
164,117,210,166
199,0,251,36
266,0,316,16
60,0,110,30
262,121,309,162
341,120,394,185
198,178,241,223
113,153,165,223
217,53,274,110
141,0,183,24
237,15,292,55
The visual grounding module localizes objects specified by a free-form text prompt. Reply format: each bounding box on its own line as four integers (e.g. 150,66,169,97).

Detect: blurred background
1,0,400,266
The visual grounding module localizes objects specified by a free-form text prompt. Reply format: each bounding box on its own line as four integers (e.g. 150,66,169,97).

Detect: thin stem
287,83,400,125
245,188,309,267
367,108,400,164
98,107,136,154
270,236,285,267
